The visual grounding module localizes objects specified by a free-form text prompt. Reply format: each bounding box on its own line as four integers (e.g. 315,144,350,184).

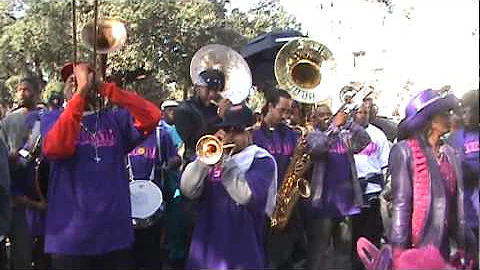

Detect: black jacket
174,97,221,163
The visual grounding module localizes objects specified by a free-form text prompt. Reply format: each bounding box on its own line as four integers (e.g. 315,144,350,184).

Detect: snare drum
129,180,164,229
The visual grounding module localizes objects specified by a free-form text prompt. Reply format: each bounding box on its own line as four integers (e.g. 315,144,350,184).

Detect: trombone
196,135,235,165
71,0,127,79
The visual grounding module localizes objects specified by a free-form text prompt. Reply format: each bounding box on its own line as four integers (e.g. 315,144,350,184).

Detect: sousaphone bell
275,38,336,104
190,44,252,105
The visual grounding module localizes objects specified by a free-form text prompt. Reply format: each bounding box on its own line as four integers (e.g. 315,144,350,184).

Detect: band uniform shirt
252,124,297,186
353,124,391,193
305,123,371,218
128,126,177,186
319,135,361,218
449,128,479,228
41,108,144,255
181,146,276,270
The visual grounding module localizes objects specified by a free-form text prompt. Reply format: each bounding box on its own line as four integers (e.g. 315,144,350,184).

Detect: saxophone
270,124,312,229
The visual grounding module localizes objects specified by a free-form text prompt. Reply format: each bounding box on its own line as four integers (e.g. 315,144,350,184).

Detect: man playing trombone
304,103,371,270
40,63,161,269
180,104,277,270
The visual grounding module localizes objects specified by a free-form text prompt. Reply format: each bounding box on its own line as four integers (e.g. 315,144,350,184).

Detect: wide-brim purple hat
399,89,460,133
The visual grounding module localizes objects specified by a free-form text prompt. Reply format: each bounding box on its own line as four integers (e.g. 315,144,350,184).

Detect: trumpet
196,135,235,165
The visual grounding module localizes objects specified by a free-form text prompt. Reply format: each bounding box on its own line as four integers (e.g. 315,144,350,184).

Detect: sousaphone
190,44,252,105
275,38,336,104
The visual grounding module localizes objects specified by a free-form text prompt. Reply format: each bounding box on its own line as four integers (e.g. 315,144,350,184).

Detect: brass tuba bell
196,135,235,165
190,44,252,105
81,18,127,54
275,38,336,104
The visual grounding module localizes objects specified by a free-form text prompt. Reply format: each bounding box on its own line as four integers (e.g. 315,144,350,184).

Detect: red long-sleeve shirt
43,83,161,159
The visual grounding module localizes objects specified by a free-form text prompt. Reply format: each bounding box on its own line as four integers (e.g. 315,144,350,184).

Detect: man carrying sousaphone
180,103,277,269
40,62,161,269
174,68,226,165
175,44,252,167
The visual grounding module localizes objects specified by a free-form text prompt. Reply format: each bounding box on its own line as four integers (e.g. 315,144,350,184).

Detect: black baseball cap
197,69,225,91
217,104,255,130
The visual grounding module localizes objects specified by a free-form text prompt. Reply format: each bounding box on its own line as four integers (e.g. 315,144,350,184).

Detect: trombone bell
82,18,127,54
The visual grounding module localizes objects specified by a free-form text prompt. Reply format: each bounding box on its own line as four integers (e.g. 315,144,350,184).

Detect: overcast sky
230,0,479,115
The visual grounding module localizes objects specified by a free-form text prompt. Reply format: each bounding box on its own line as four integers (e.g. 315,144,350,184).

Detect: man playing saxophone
251,88,307,269
304,103,371,270
180,104,277,270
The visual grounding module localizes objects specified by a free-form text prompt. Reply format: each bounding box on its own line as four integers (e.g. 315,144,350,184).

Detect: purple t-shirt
40,108,144,255
319,140,360,217
252,124,297,185
305,131,361,219
15,110,47,237
128,127,176,186
187,157,275,270
449,129,479,228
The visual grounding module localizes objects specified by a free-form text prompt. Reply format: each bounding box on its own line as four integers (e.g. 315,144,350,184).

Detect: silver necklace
80,111,101,163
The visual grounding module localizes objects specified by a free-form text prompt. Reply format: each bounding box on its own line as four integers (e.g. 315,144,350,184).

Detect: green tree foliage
0,0,301,105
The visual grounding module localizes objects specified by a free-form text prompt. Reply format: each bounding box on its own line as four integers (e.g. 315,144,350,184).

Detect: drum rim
129,180,163,219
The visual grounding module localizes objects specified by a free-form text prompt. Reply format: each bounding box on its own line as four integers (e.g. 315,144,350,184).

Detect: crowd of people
0,56,478,270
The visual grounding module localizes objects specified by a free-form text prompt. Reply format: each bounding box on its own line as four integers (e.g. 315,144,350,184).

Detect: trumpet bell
196,135,223,165
190,44,252,104
275,38,336,104
82,18,127,54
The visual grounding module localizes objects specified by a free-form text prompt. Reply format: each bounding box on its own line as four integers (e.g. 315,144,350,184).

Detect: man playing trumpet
180,104,277,270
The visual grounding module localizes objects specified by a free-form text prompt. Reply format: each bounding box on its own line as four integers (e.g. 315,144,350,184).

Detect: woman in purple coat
389,89,476,269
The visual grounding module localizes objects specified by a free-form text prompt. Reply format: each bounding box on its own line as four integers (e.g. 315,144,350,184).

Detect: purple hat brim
400,94,459,133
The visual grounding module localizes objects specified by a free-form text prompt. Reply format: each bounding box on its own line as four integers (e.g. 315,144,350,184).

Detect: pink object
407,138,431,246
395,245,453,269
356,237,392,270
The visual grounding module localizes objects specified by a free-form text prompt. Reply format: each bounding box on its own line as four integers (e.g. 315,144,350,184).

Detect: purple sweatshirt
41,108,144,255
180,148,276,269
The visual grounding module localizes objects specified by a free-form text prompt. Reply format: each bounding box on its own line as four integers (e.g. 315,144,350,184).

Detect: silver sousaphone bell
190,44,252,105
